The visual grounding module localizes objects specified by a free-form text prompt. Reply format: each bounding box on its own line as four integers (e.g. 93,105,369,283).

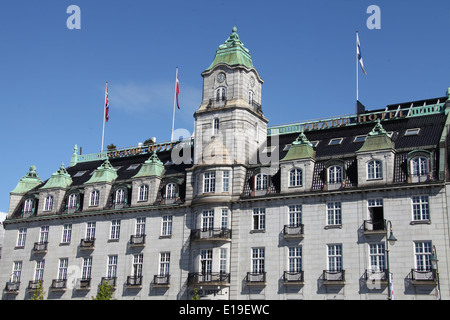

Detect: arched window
139,184,149,201
213,118,220,135
216,87,226,101
68,193,78,209
23,198,34,214
115,188,126,204
255,173,269,190
44,195,53,211
249,90,254,104
90,190,99,207
289,169,302,187
411,157,429,176
367,160,382,180
166,183,177,199
328,166,343,184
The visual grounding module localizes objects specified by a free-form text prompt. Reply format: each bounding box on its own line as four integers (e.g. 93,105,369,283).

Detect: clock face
250,76,255,87
217,73,225,83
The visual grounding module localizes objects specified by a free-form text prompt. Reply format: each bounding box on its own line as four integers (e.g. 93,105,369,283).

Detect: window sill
250,229,266,234
159,235,172,239
410,220,431,225
324,224,342,230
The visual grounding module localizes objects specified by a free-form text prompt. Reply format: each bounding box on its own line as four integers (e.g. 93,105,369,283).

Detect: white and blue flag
357,32,367,75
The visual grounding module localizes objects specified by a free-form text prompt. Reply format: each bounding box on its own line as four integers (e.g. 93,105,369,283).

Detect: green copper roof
206,26,254,71
40,163,73,190
281,131,316,161
11,165,43,194
132,150,164,178
357,120,394,152
84,159,118,184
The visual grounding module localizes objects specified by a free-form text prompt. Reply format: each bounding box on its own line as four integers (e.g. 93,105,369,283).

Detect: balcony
364,269,388,283
207,97,227,109
33,242,48,254
283,271,304,285
79,238,95,250
130,234,146,246
126,275,143,287
154,275,170,287
363,219,386,235
4,281,20,294
187,272,230,286
190,229,231,242
27,280,43,291
50,279,67,291
411,269,437,285
322,270,345,285
101,277,117,287
283,224,304,239
77,278,91,290
246,272,266,285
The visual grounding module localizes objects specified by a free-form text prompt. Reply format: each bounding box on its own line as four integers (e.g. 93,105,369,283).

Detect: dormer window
367,160,383,180
23,198,34,214
328,166,343,184
166,183,177,199
255,173,268,190
411,156,429,176
44,195,53,212
289,169,303,187
90,190,99,207
216,87,226,101
115,188,126,204
138,184,149,202
68,193,78,209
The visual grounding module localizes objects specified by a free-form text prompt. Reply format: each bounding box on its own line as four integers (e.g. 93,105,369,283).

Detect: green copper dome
206,26,254,71
11,165,43,194
40,163,73,190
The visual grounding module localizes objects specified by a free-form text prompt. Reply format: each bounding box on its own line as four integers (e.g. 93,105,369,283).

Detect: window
405,128,420,136
329,138,343,145
216,87,226,101
367,160,382,180
289,169,302,187
68,193,78,209
133,254,143,277
411,157,429,176
34,260,45,282
138,184,149,201
249,90,254,104
328,166,343,184
39,226,49,244
223,171,230,192
127,164,140,170
86,222,96,240
353,135,367,143
220,248,227,274
203,172,216,193
327,202,342,226
44,195,53,211
253,208,266,230
368,199,384,230
136,217,146,236
255,173,268,190
82,257,93,280
110,219,121,240
412,195,430,221
200,249,213,275
161,215,173,236
221,209,229,230
11,261,22,283
159,252,170,276
369,243,385,271
327,244,342,272
202,210,214,231
23,198,33,214
252,248,265,273
58,258,68,280
288,246,302,273
73,170,88,177
61,224,72,244
213,118,220,135
289,205,302,227
415,241,432,271
16,228,27,247
90,190,99,207
115,188,126,204
107,255,118,279
166,183,177,199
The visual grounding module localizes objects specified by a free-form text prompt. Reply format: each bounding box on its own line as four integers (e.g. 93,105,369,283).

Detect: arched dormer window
90,190,99,207
138,184,149,201
68,193,78,209
328,166,343,184
255,173,269,190
289,168,302,187
166,183,177,199
216,87,226,101
367,160,382,180
43,195,53,212
23,198,34,214
411,156,429,176
115,188,126,204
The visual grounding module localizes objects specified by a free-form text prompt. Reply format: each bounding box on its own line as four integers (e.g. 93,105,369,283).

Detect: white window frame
166,183,177,199
115,188,126,204
135,217,146,236
221,209,229,230
288,246,302,273
138,184,149,201
23,198,33,214
43,195,53,211
253,208,266,230
133,254,143,277
107,255,118,279
161,215,173,236
110,219,121,240
159,252,170,276
34,260,45,282
367,160,383,180
203,172,216,193
252,248,265,273
255,173,268,191
213,118,220,135
16,227,27,247
61,224,72,244
68,193,78,209
220,248,227,274
216,87,226,101
328,166,343,184
412,195,430,221
411,156,429,176
368,243,385,272
86,222,96,240
81,256,93,280
327,202,342,226
201,210,214,231
327,244,343,272
414,241,432,271
12,261,22,283
289,168,303,187
57,258,68,280
39,226,49,244
90,190,99,207
222,171,230,192
289,205,302,227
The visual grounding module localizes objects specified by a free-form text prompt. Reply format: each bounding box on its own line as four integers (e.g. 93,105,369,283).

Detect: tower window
213,118,220,135
249,91,254,104
216,87,226,101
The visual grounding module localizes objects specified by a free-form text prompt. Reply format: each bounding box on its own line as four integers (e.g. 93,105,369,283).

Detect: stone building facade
2,27,450,300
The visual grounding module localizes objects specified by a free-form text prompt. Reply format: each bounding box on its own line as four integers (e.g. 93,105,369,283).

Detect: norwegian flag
105,82,109,122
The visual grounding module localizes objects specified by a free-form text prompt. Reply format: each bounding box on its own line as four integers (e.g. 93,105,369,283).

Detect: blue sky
0,0,449,214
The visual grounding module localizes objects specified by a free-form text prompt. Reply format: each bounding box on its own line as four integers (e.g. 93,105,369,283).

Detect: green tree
191,288,199,300
30,280,45,300
92,280,115,300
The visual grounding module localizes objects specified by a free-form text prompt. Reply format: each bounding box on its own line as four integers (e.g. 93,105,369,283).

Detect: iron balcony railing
283,224,304,237
364,269,388,282
51,279,67,290
190,229,231,241
154,275,170,286
80,238,95,249
411,269,437,282
27,280,42,290
77,278,91,289
323,270,345,282
283,271,304,283
126,275,143,286
246,272,266,284
187,272,230,285
5,281,20,292
363,219,386,233
33,242,48,253
130,234,146,246
101,277,117,287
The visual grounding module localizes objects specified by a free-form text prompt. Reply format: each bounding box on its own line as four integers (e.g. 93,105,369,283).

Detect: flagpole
101,82,107,152
171,67,178,142
356,31,359,111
